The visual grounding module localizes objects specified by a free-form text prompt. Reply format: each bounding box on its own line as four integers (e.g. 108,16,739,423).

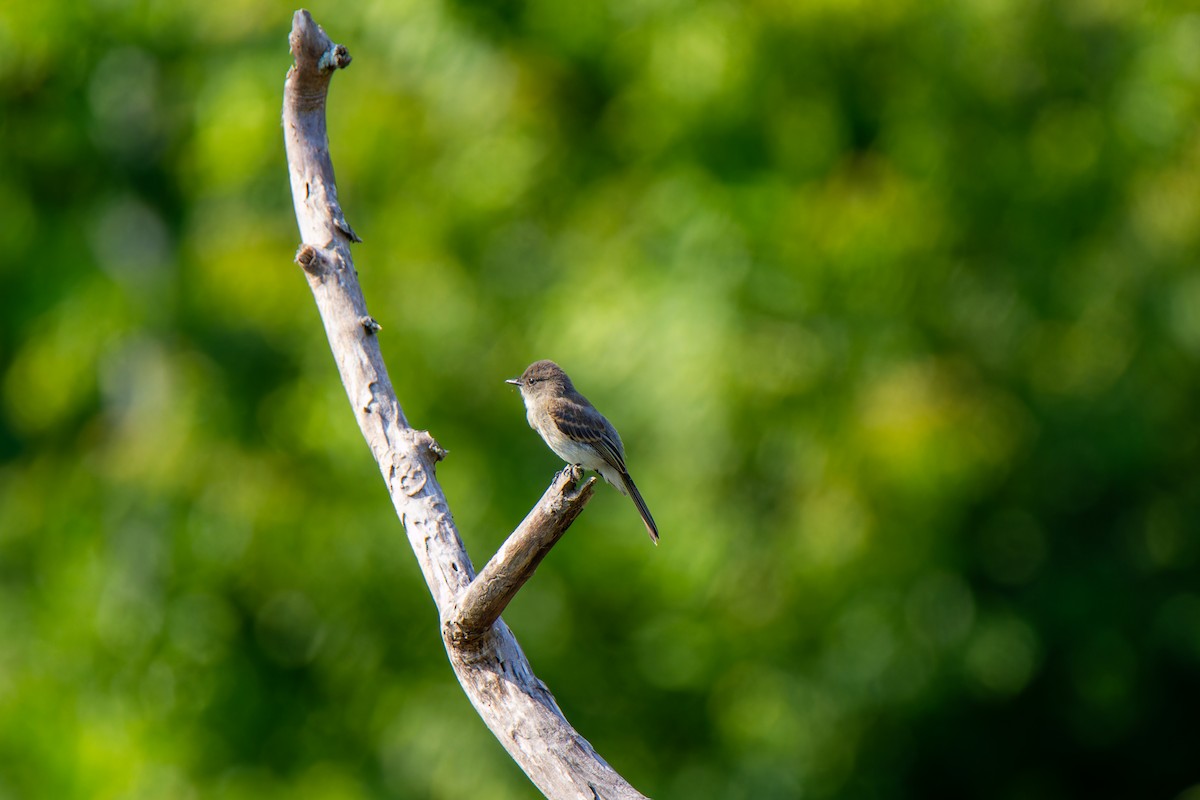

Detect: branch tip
573,475,598,500
556,466,596,502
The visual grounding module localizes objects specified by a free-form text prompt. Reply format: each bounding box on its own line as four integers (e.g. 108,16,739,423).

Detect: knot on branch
318,43,352,72
410,429,447,463
295,243,332,276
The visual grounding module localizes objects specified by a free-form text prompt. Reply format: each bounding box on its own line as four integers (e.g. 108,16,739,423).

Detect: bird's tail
620,472,659,545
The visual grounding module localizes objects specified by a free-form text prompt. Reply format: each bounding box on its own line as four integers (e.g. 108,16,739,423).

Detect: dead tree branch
445,466,596,646
281,10,647,799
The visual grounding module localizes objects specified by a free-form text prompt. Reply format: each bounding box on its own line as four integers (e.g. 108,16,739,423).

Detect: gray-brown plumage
507,360,659,544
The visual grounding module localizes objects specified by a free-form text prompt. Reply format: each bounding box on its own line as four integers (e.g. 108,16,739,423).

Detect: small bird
506,360,659,544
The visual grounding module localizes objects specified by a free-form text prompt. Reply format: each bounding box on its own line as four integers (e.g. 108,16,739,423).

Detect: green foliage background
3,0,1200,797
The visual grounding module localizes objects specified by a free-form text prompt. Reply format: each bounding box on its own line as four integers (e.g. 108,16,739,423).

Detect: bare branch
282,10,648,799
446,466,598,646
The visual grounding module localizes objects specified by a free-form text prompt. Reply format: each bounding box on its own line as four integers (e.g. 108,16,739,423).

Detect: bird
506,360,659,544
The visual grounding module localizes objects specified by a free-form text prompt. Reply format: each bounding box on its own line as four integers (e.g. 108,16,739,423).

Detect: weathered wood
282,10,648,799
445,466,597,646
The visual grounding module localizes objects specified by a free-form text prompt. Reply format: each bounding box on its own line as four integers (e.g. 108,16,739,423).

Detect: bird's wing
548,396,627,472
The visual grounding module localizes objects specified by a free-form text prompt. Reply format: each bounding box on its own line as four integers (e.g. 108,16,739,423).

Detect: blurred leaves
2,0,1200,798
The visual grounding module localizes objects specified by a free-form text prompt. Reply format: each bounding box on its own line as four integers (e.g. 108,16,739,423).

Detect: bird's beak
505,378,520,386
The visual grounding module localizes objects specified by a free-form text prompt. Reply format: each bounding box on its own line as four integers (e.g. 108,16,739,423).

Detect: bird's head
505,359,573,396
